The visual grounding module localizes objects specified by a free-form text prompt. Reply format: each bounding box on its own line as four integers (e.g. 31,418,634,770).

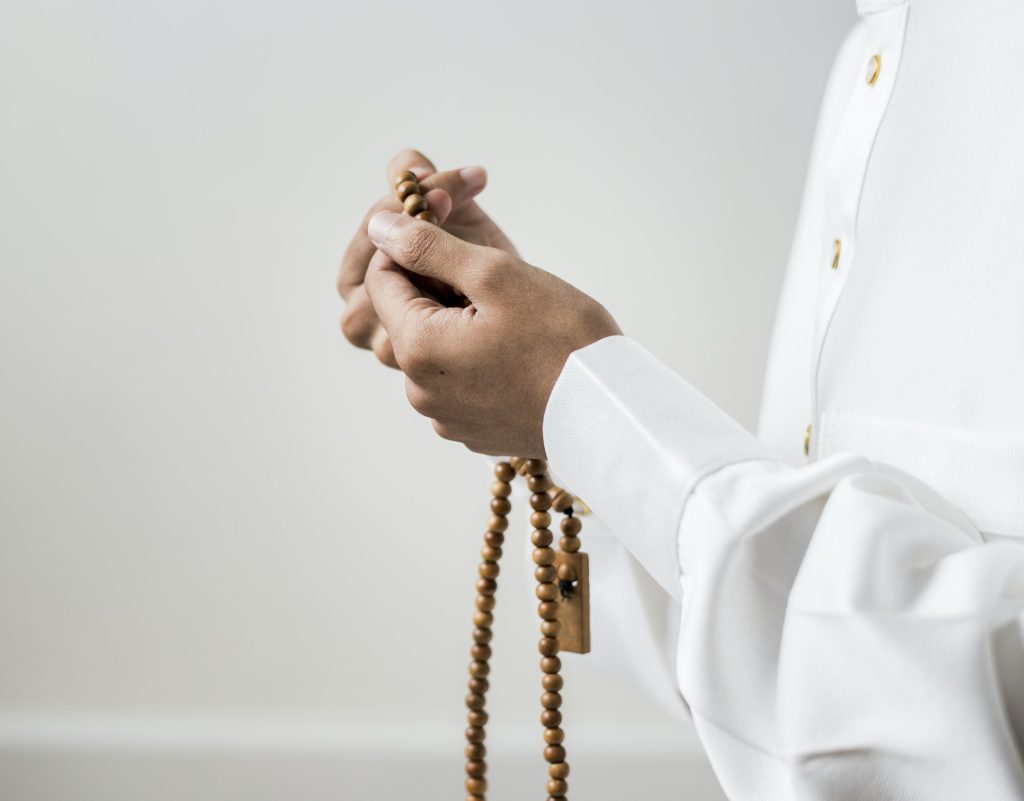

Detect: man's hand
364,211,622,458
338,149,518,368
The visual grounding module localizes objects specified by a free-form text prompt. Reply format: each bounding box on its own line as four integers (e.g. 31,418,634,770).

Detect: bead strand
527,458,571,801
392,170,437,224
464,461,514,801
392,170,583,801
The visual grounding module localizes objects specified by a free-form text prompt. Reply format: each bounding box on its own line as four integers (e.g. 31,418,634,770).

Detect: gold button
866,53,881,86
803,424,812,457
831,238,841,270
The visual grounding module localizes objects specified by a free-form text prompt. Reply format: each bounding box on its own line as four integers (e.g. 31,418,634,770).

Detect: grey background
0,1,855,798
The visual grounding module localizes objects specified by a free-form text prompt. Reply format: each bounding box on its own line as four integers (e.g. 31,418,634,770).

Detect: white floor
0,718,728,801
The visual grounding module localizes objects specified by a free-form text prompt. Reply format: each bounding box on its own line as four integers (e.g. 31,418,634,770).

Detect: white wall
0,1,854,798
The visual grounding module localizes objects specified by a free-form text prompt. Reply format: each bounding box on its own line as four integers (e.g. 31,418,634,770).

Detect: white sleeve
544,335,1024,801
481,454,689,717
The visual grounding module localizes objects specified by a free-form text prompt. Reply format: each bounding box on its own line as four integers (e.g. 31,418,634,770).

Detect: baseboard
0,715,727,801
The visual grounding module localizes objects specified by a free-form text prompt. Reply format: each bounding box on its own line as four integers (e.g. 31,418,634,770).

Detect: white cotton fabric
541,0,1024,798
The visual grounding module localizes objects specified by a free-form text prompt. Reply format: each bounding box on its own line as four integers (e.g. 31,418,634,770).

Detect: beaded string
391,172,587,801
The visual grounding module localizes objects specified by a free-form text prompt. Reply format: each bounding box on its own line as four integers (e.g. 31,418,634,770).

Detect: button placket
808,3,911,461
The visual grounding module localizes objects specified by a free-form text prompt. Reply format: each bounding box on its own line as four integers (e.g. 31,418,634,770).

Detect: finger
422,188,452,224
339,285,380,348
339,197,393,300
387,149,437,186
420,166,488,216
370,326,399,369
338,187,451,301
367,211,503,296
363,249,443,337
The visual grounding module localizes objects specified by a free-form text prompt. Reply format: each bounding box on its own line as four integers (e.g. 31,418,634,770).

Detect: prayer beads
392,173,591,801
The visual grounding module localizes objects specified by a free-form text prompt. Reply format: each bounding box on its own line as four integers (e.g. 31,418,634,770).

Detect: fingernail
368,211,402,247
459,165,487,192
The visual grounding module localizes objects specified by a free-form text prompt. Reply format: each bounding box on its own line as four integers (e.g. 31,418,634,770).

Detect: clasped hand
338,150,621,458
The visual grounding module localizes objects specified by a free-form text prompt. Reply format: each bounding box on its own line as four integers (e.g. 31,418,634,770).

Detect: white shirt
542,1,1024,798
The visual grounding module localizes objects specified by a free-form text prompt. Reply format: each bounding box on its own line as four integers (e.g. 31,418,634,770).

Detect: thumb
367,211,502,298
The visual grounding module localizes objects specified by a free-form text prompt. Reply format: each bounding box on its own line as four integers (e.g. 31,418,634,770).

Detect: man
338,1,1024,798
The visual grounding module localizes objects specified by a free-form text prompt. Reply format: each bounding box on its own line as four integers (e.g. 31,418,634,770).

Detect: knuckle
402,225,440,269
405,381,433,416
393,318,445,377
431,419,459,442
340,305,376,348
371,332,397,368
473,252,509,292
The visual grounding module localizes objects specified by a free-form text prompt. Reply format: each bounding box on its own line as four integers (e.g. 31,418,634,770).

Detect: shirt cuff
542,335,771,596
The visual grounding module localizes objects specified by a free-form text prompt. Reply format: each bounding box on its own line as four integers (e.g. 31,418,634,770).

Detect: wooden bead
541,691,562,709
540,656,561,674
544,745,566,763
549,761,570,779
403,194,427,215
488,515,509,533
531,528,553,547
538,636,559,655
396,180,419,201
544,726,565,744
547,779,568,796
525,459,548,475
532,547,555,566
540,619,561,637
490,497,512,515
509,456,528,472
542,673,563,692
560,516,582,536
473,611,493,628
415,210,437,225
476,578,497,595
394,170,418,187
479,562,499,579
556,563,577,582
468,677,489,695
465,776,487,794
528,474,552,492
541,709,562,727
484,530,505,547
469,660,490,678
466,692,486,711
471,644,492,661
467,710,488,727
537,601,559,620
559,537,580,553
550,489,574,513
468,676,489,696
491,480,512,498
494,462,516,482
476,595,496,612
481,544,502,562
466,760,487,777
536,584,558,602
531,511,552,529
530,492,552,511
466,726,486,744
465,742,486,759
535,565,557,583
472,627,492,644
